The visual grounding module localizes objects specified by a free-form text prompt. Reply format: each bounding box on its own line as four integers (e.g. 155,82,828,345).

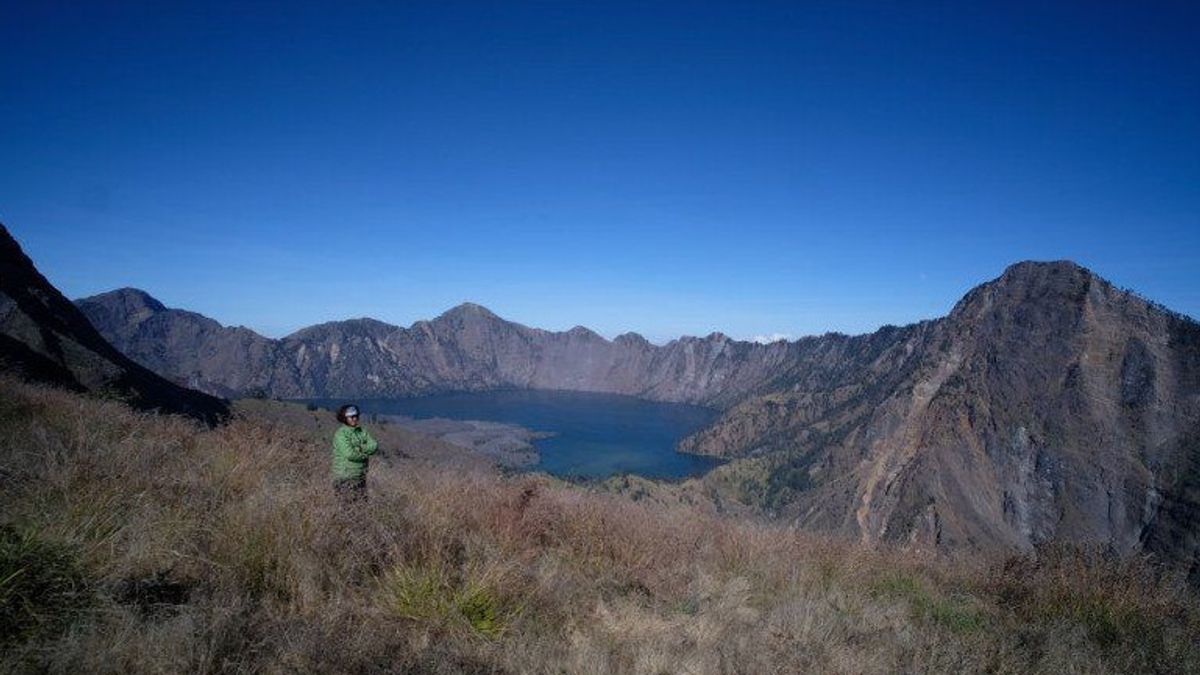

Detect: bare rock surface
693,262,1200,582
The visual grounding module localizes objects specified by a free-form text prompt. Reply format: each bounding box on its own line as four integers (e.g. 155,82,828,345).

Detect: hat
345,405,359,417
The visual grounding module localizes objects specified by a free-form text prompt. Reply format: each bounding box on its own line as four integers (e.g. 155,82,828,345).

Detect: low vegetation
1,375,1197,673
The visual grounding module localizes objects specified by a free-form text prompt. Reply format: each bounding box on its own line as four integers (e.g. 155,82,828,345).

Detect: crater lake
304,390,722,480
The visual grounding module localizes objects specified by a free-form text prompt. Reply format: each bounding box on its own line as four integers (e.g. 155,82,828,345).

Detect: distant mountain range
0,224,227,424
75,289,797,405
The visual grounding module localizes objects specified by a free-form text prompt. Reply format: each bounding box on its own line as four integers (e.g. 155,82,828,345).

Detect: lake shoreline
378,414,552,468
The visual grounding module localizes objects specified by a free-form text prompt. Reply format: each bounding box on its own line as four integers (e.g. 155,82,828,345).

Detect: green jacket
331,425,378,480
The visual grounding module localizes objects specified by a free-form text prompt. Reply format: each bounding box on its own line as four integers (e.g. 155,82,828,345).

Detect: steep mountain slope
694,262,1200,579
78,287,279,398
0,224,228,424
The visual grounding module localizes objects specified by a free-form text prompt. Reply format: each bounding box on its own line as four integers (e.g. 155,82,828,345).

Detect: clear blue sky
2,1,1197,342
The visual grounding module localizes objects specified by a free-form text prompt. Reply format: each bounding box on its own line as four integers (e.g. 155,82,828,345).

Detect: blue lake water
307,390,722,480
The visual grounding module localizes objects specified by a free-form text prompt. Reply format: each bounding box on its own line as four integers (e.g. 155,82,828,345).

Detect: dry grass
1,375,1197,674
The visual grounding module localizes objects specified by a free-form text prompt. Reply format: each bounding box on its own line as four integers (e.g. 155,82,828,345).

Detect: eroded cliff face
692,262,1200,579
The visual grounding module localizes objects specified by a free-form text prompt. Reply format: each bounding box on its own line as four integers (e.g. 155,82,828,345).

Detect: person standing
331,404,377,502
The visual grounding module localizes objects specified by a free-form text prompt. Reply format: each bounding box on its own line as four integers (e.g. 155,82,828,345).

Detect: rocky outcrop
0,224,228,424
690,262,1200,579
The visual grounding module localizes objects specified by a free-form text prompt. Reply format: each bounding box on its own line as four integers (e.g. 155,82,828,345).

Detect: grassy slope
1,376,1197,674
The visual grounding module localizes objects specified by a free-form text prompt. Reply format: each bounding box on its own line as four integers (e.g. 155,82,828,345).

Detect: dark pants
333,476,367,503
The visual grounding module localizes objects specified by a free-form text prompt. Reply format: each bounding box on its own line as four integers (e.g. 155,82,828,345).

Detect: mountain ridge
77,288,805,405
74,260,1198,412
87,258,1175,355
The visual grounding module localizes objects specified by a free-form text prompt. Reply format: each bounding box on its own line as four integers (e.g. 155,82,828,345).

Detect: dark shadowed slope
0,224,228,424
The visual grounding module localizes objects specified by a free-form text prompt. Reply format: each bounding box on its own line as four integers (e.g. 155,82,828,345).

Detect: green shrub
871,572,987,634
381,562,516,639
457,582,505,638
383,563,455,622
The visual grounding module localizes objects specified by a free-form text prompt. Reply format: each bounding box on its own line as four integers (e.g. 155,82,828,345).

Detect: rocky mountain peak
441,300,496,317
437,302,500,322
566,325,602,340
999,259,1089,280
947,259,1104,323
86,287,165,310
614,332,650,346
77,287,167,323
285,317,396,341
